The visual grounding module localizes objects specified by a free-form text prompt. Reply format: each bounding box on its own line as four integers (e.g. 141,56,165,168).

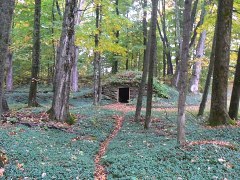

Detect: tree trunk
28,0,41,107
0,0,15,117
50,0,57,84
159,0,173,75
144,0,158,129
228,46,240,120
135,0,148,122
71,47,79,92
189,30,206,93
71,0,85,92
189,0,206,93
6,51,13,91
198,30,216,116
93,1,101,105
2,95,9,113
177,0,192,145
49,0,77,122
112,0,119,74
171,0,183,88
208,0,233,126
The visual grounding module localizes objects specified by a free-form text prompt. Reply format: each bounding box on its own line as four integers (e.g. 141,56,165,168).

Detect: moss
228,119,237,125
66,113,77,125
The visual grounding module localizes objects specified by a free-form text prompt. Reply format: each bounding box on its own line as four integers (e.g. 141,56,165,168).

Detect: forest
0,0,240,179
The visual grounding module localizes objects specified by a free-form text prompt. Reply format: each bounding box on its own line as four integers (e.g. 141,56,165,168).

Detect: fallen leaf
0,168,4,177
17,163,24,171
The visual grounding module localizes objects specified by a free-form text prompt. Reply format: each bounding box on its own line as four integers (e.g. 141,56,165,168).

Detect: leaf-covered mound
103,111,240,179
104,71,142,86
104,70,172,99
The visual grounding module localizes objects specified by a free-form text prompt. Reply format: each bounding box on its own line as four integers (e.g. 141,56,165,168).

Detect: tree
198,30,216,116
6,50,13,92
93,0,102,105
189,0,206,93
135,0,148,122
112,0,120,74
171,0,184,88
49,0,77,122
189,30,206,93
177,0,192,145
0,0,15,117
228,46,240,120
144,0,158,129
159,0,173,76
208,0,234,126
28,0,41,107
71,0,85,92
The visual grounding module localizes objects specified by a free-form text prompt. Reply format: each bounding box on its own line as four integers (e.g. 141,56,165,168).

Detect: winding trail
94,115,124,180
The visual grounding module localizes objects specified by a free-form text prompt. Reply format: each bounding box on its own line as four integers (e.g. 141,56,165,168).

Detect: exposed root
94,115,124,180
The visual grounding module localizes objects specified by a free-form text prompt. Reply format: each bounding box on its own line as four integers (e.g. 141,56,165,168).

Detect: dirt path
94,115,124,180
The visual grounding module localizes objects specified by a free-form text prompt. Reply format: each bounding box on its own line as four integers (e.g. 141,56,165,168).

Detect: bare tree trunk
198,30,216,116
112,0,119,74
135,0,148,122
50,0,57,84
162,0,173,75
71,47,79,92
208,0,233,126
171,0,183,88
189,30,206,93
228,46,240,120
71,0,85,92
28,0,41,107
0,0,15,117
144,0,158,129
93,1,101,105
49,0,77,122
6,51,13,91
177,0,192,145
189,0,206,93
2,95,9,113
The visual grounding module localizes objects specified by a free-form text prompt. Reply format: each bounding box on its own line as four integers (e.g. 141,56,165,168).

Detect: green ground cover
1,85,239,179
104,111,240,179
1,86,118,179
0,108,116,179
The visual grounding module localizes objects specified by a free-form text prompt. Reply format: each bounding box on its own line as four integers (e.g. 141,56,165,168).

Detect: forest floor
0,85,240,179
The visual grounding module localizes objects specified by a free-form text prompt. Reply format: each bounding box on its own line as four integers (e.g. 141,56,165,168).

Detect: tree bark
49,0,77,122
6,51,13,91
177,0,192,145
144,0,158,129
228,46,240,120
0,0,15,117
28,0,41,107
189,30,206,93
208,0,233,126
189,0,206,93
2,95,9,113
93,0,102,105
135,0,148,122
171,0,183,88
71,0,85,92
112,0,119,74
160,0,173,75
198,30,216,116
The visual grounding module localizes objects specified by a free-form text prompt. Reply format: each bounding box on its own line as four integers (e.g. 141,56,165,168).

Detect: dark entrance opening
118,88,129,103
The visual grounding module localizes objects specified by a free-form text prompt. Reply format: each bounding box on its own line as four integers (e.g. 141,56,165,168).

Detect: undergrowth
0,87,118,179
1,85,239,179
104,111,240,179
